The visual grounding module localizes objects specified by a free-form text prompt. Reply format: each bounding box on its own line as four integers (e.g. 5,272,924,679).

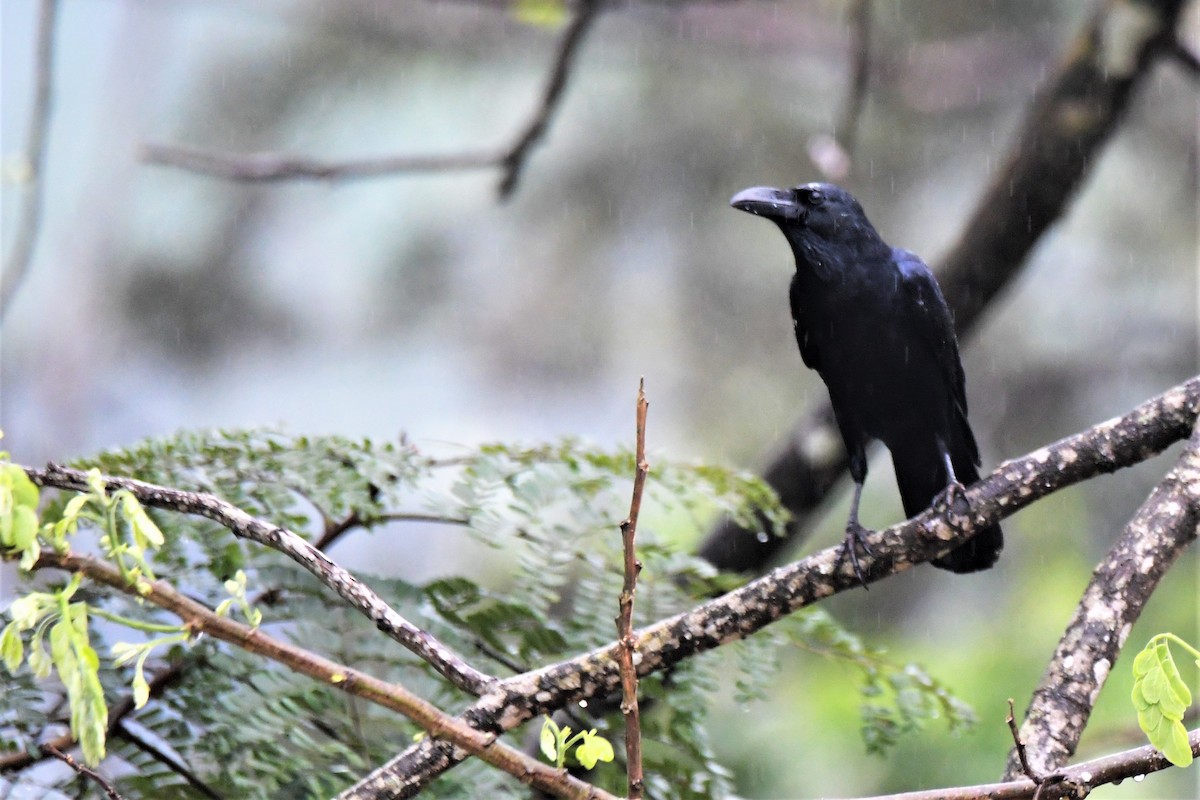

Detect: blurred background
2,0,1197,797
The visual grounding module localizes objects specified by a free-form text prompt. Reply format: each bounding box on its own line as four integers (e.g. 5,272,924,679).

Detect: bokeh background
2,0,1197,797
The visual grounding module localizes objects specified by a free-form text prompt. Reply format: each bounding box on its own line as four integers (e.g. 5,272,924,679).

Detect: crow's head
730,182,877,248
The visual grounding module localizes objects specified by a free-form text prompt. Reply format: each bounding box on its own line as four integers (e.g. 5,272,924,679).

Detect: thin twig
0,661,187,772
112,722,223,800
616,379,649,799
1,0,59,319
497,0,602,199
139,143,504,182
1006,698,1048,799
141,1,602,200
857,729,1199,800
40,744,124,800
24,462,495,696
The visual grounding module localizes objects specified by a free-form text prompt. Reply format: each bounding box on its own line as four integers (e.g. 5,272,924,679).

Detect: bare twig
856,728,1199,800
616,379,649,799
26,549,618,800
1005,698,1052,800
698,0,1192,575
142,1,602,200
313,509,470,552
497,0,602,199
24,462,494,696
112,722,223,800
0,661,187,773
41,744,124,800
0,0,59,319
340,376,1200,798
1004,420,1200,778
139,143,503,182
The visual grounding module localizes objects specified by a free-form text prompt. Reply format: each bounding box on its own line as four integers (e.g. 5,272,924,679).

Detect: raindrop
756,531,770,543
578,700,588,708
1133,774,1145,783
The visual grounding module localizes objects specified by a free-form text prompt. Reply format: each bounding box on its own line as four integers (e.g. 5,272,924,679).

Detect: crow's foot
834,521,875,589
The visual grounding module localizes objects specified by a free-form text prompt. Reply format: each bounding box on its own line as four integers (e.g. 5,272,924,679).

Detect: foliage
1131,633,1198,768
539,715,615,770
2,428,976,798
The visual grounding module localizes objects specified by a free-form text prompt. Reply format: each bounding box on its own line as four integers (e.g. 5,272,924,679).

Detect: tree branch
141,1,602,200
24,462,494,696
697,0,1193,574
0,0,60,319
41,743,125,800
340,376,1200,798
25,549,618,800
858,728,1200,800
616,380,648,799
497,0,602,198
1004,421,1200,778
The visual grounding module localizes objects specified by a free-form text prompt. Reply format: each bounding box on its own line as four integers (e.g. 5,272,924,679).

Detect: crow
730,181,1002,577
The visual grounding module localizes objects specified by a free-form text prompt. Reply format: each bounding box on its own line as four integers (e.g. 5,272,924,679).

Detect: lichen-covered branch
697,0,1193,574
342,376,1200,798
1003,422,1200,778
24,462,494,695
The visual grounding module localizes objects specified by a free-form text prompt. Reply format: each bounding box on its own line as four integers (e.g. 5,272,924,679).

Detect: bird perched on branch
729,181,1002,578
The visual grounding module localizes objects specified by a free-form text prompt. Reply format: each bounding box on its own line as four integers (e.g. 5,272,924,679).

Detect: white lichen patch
1092,658,1110,690
1057,447,1078,466
1032,448,1051,464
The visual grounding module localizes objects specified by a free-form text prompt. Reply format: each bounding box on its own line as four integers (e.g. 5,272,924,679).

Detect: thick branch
24,462,494,695
341,376,1200,798
698,0,1192,573
26,549,617,800
0,0,59,319
1004,422,1200,778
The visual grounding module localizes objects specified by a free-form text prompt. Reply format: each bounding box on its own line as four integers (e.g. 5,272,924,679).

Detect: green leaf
121,493,164,549
1132,637,1195,767
28,633,51,678
539,717,559,763
575,730,614,770
1,463,39,512
1,621,23,673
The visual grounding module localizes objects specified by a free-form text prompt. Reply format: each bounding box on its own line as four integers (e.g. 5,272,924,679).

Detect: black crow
730,181,1003,577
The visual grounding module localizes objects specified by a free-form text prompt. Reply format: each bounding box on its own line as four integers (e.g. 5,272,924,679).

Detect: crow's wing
894,248,979,465
788,274,820,370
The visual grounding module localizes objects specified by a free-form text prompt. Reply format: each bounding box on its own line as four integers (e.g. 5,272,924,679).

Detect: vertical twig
616,378,649,799
1,0,59,319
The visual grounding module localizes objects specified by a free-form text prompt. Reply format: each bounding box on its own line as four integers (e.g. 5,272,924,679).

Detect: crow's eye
798,187,825,207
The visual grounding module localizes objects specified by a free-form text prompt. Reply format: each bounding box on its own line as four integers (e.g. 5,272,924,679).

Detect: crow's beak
730,186,800,221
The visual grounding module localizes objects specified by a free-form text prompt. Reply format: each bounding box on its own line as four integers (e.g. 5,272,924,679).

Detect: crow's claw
934,480,970,516
833,521,874,589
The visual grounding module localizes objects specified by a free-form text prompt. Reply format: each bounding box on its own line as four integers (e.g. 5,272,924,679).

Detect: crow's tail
892,446,1003,574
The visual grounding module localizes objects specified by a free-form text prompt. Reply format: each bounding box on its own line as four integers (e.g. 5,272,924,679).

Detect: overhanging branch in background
140,0,603,201
697,0,1194,575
